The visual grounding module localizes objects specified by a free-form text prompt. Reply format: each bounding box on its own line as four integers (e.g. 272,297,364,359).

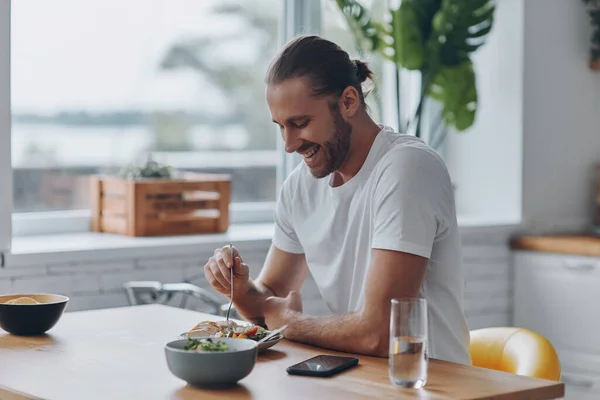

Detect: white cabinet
513,251,600,400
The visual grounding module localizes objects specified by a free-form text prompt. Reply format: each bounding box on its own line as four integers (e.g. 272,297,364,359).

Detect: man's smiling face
266,77,352,179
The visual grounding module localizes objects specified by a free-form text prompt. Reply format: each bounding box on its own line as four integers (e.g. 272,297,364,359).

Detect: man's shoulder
374,134,449,179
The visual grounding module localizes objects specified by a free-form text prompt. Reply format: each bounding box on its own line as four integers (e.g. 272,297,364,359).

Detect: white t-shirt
272,125,471,365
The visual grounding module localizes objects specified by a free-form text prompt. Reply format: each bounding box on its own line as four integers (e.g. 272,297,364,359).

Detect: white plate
177,331,284,352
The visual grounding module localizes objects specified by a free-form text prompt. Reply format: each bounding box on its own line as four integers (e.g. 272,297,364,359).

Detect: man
204,35,471,365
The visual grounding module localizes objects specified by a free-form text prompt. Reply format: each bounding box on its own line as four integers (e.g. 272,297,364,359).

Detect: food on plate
4,297,40,305
187,320,270,341
183,338,229,352
187,320,240,337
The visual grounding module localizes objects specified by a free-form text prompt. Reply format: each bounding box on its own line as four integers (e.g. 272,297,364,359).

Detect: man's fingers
234,257,250,278
264,296,276,310
217,245,241,269
209,261,230,290
216,256,232,283
288,290,303,312
204,264,228,294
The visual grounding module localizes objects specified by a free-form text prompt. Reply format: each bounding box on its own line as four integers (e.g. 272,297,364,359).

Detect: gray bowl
165,338,258,388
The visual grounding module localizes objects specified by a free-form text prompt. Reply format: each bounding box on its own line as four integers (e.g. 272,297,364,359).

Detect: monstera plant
335,0,495,147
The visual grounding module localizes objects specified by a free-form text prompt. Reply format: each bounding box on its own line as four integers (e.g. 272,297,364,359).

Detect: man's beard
308,107,352,179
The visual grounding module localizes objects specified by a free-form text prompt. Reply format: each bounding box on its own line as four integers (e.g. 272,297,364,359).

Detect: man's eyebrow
272,115,311,124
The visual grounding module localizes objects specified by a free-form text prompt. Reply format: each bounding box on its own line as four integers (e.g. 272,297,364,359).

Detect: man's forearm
231,280,273,326
283,312,388,357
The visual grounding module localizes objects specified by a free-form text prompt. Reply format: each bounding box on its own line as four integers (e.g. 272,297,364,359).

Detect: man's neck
332,116,382,186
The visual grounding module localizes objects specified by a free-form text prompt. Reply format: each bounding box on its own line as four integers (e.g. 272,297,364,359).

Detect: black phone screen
286,355,359,377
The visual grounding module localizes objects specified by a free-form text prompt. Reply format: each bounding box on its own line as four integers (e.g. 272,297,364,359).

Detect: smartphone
286,355,359,377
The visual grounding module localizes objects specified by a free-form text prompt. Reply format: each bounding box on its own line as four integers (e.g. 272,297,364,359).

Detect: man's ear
339,86,361,118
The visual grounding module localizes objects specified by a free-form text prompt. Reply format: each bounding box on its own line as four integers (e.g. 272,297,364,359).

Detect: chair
122,280,240,319
469,327,561,381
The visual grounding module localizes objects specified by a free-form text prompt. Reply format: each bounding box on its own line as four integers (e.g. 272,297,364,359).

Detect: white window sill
4,215,519,267
457,214,521,229
5,223,275,267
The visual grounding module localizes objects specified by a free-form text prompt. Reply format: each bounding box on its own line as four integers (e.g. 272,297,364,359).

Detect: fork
225,243,234,327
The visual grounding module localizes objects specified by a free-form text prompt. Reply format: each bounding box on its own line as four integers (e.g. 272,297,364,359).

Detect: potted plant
335,0,495,149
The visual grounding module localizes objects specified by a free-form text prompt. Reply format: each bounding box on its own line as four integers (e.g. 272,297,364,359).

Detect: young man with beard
203,35,471,365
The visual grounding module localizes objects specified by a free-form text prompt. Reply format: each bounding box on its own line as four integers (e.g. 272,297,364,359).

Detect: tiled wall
461,226,514,330
0,226,514,329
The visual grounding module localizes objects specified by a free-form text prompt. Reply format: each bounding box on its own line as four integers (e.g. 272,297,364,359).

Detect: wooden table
0,304,564,400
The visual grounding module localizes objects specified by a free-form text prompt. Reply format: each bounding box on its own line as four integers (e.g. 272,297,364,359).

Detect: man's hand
201,244,308,327
204,245,250,296
263,291,303,330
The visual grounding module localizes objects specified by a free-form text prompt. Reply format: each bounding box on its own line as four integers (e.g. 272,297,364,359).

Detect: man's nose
282,129,300,154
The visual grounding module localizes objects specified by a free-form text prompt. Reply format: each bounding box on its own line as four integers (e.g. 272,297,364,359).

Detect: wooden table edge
0,384,44,400
430,359,566,400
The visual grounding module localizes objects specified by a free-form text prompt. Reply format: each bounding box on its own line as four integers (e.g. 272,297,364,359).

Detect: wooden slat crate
90,172,231,236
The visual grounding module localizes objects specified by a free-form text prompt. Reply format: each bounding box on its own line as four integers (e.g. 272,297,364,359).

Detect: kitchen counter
510,234,600,257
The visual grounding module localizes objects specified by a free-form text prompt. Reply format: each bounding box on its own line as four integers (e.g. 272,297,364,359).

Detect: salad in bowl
179,320,283,351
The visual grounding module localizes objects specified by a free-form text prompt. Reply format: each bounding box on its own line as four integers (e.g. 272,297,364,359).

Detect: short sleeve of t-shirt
371,145,452,259
272,179,305,254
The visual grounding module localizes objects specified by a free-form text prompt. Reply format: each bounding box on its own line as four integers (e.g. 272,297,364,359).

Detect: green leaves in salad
226,325,269,341
250,326,268,341
184,338,229,352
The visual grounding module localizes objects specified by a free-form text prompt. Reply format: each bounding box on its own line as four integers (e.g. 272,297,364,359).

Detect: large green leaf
431,0,495,67
335,0,385,54
384,0,442,70
428,60,477,131
389,0,425,70
411,0,443,40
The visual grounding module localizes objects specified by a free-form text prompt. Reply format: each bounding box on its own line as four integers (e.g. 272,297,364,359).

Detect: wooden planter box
90,172,231,237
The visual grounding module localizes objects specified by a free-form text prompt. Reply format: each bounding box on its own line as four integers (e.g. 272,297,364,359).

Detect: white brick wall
460,226,515,330
0,226,515,331
67,292,130,312
0,277,11,293
0,264,47,278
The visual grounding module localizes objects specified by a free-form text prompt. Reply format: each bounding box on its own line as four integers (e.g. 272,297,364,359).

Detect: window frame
0,0,11,252
277,0,322,191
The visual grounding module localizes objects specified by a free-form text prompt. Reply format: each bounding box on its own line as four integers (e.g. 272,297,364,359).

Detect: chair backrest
469,327,561,381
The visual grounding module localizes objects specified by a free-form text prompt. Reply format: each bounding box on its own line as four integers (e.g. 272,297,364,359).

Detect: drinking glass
389,297,428,389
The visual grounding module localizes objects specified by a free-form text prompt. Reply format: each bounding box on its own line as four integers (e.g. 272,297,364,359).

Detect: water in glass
389,298,428,389
389,335,427,388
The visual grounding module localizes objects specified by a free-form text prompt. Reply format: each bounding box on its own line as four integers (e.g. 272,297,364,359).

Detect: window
0,1,10,252
10,0,281,233
1,0,404,243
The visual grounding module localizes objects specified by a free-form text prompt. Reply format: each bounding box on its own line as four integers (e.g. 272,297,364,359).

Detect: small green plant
583,0,600,66
335,0,495,145
118,157,174,179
